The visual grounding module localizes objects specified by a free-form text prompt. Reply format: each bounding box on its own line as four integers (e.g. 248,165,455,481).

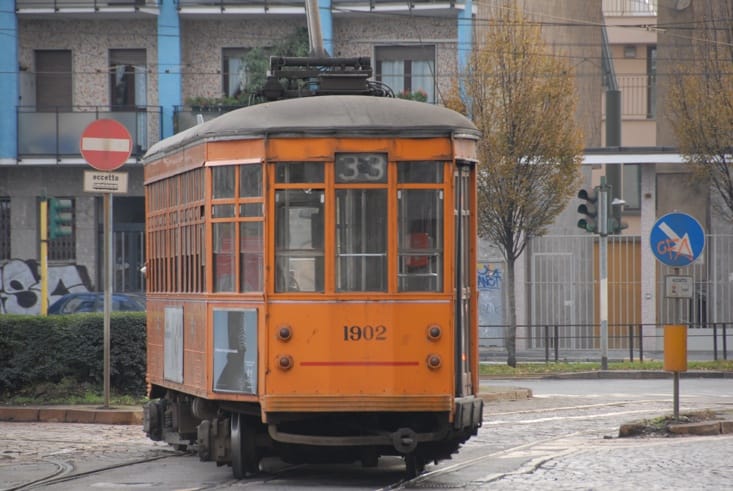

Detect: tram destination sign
84,170,129,194
650,212,705,267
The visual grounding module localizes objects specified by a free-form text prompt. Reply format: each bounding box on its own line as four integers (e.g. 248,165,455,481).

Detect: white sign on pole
84,171,129,194
665,275,693,299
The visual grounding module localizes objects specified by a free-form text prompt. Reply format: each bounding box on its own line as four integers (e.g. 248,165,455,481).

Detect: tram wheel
231,413,260,478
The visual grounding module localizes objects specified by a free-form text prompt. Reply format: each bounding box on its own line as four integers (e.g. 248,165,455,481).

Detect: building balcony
16,106,161,165
603,74,655,120
16,0,159,17
178,0,464,15
174,105,244,134
602,0,656,17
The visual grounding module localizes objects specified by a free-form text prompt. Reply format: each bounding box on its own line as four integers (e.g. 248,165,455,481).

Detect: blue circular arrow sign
650,212,705,267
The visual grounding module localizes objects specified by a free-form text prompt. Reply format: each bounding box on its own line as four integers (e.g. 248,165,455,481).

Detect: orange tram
141,94,483,478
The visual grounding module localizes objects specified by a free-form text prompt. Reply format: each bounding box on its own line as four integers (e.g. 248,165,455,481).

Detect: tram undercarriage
143,390,483,478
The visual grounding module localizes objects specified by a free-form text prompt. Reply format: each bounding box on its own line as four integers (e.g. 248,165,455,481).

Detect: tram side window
239,164,264,291
397,162,444,292
275,186,324,293
213,222,235,292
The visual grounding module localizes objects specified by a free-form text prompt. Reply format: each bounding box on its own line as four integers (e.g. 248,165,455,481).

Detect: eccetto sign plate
84,171,129,194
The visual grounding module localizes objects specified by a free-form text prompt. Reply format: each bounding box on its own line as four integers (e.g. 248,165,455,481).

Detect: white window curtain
227,57,244,97
411,60,434,103
382,60,404,95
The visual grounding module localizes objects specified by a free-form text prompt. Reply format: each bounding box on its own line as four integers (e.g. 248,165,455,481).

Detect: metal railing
178,0,460,9
480,322,731,363
17,106,162,161
16,0,156,9
602,0,656,16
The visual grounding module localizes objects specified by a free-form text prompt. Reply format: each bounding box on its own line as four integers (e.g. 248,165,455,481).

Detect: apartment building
1,1,730,341
0,0,475,313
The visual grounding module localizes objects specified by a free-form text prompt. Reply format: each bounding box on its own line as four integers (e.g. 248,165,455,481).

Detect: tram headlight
426,324,442,341
426,354,442,370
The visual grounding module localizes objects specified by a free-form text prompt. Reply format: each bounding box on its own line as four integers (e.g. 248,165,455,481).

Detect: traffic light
576,187,598,234
49,198,73,239
608,204,629,235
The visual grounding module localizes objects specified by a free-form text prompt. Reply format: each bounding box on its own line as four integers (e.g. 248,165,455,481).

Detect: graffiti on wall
478,261,504,346
0,259,92,314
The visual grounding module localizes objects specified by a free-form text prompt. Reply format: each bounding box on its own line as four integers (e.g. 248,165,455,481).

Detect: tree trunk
504,257,517,367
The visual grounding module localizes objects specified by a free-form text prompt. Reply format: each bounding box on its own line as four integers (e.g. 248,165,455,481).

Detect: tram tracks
382,397,731,490
4,452,179,491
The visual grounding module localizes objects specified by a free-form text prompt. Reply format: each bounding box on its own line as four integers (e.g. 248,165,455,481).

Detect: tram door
454,163,473,397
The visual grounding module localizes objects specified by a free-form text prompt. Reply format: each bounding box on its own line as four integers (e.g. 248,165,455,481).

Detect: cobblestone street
2,378,732,490
0,422,172,490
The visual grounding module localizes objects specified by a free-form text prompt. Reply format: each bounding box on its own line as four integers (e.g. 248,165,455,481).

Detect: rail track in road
385,385,733,490
3,379,731,490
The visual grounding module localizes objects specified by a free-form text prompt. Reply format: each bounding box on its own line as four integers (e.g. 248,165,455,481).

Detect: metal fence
480,323,731,364
478,233,733,353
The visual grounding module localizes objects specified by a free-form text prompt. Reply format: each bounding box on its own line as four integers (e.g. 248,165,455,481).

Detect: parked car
47,292,146,314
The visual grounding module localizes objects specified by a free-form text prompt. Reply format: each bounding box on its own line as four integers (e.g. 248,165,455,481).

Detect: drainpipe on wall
158,0,182,139
0,6,18,163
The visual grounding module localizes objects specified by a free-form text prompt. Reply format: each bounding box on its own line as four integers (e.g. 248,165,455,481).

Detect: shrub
0,313,147,399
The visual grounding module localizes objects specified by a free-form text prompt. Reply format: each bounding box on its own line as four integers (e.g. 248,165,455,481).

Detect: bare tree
667,1,733,221
446,1,584,366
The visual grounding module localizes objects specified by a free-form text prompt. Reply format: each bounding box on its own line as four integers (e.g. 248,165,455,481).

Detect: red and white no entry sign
80,119,133,171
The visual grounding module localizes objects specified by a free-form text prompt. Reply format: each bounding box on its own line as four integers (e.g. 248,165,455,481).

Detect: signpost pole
79,119,132,410
651,213,702,422
599,178,609,370
103,193,112,408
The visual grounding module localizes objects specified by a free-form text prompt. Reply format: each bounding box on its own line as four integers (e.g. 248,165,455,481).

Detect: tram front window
335,189,387,292
398,182,443,292
274,189,324,292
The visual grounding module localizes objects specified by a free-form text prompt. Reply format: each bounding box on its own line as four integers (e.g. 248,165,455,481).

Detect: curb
0,405,142,425
479,386,533,402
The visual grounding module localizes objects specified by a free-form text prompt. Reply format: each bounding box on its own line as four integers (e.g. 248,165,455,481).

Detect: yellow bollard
664,324,688,372
664,324,687,420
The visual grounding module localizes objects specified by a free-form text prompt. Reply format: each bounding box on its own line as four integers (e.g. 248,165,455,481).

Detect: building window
622,164,641,210
647,46,656,119
35,50,72,110
0,197,9,260
375,45,436,103
223,48,248,99
110,49,146,110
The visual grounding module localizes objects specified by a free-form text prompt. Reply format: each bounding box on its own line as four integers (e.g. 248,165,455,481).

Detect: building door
97,197,145,293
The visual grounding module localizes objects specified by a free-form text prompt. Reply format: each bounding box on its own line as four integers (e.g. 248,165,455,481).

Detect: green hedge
0,313,146,397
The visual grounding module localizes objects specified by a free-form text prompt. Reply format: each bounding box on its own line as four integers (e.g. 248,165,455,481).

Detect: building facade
1,0,731,354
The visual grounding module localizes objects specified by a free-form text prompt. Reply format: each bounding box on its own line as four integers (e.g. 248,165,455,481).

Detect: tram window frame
274,162,325,293
397,161,445,292
334,153,389,292
210,163,265,293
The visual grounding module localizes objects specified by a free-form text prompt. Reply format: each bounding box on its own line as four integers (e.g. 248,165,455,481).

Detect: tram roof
143,95,480,162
